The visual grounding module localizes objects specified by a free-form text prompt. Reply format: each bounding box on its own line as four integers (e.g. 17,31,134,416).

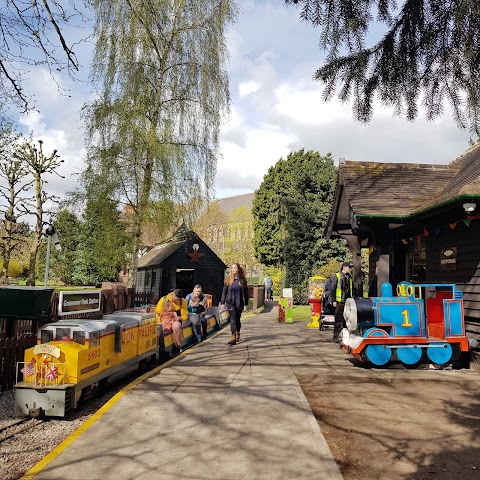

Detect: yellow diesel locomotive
15,312,158,417
15,305,231,417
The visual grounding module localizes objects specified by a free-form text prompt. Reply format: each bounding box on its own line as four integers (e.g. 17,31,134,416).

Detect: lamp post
43,222,61,286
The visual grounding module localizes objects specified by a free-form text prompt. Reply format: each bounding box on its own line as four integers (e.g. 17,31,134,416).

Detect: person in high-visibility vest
329,262,354,343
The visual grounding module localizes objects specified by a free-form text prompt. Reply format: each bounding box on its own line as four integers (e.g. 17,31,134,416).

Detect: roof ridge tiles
342,160,455,169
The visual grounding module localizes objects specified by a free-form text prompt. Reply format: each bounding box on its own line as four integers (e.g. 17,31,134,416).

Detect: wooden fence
0,335,36,392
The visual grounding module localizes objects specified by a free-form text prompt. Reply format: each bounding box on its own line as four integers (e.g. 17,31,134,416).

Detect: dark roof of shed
137,226,228,270
138,240,184,269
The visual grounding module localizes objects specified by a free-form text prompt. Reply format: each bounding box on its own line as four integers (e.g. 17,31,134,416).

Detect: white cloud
214,0,472,199
4,0,474,206
239,81,261,96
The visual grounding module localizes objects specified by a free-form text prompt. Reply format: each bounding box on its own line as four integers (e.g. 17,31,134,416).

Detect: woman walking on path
221,263,249,345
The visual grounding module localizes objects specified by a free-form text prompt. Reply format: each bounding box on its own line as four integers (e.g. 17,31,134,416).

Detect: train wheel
365,344,392,366
397,345,423,366
427,342,453,365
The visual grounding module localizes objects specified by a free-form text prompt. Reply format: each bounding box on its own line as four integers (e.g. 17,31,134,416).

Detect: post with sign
59,290,102,316
278,288,293,324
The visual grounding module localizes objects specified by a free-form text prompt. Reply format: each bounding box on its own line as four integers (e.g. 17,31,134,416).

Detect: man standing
264,274,273,301
185,284,208,340
330,262,354,343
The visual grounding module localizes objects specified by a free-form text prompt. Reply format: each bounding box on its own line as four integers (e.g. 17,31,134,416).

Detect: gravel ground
0,376,135,480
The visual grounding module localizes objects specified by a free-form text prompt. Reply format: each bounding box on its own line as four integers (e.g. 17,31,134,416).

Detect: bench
426,292,452,339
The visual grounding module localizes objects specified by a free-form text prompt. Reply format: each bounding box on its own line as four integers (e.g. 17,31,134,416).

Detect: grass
292,305,311,323
15,279,98,291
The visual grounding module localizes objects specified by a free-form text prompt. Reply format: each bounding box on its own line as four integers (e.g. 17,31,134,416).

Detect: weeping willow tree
83,0,237,286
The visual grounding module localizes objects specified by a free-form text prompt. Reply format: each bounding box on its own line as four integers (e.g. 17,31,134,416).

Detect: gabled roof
138,240,184,269
137,228,227,269
435,143,480,202
326,143,480,238
341,161,455,217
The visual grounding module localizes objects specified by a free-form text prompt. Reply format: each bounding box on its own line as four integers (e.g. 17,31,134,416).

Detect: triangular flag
423,226,430,237
401,239,409,245
450,223,457,229
417,235,421,249
434,226,441,236
467,214,480,221
464,219,472,227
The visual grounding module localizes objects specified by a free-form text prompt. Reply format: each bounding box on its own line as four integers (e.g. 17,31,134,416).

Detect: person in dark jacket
221,262,249,345
330,262,355,343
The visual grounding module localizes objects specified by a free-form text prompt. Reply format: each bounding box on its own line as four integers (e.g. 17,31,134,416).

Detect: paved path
27,303,344,480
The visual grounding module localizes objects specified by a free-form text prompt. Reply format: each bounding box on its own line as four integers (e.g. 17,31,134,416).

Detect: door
175,269,194,296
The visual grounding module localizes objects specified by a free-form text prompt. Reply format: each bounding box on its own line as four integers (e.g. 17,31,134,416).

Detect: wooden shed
136,227,227,305
326,143,480,346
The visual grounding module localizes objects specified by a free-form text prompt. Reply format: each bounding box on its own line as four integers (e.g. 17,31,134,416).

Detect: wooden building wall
425,220,480,341
159,242,225,305
138,237,226,306
136,267,162,294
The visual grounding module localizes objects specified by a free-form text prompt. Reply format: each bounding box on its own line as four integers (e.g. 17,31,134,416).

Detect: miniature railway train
340,281,470,367
14,306,230,417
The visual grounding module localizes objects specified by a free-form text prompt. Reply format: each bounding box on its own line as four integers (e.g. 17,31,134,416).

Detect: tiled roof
214,192,254,216
341,161,456,217
138,241,184,268
433,143,480,203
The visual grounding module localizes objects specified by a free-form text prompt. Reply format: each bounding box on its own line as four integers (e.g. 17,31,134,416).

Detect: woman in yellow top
155,288,188,353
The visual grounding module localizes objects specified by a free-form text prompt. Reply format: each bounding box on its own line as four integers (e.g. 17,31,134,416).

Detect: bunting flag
423,226,430,237
467,214,480,221
417,235,421,249
449,223,457,229
463,219,472,227
434,226,441,236
401,239,409,245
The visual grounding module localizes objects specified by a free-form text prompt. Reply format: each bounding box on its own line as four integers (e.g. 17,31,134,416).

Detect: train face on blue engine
340,281,469,367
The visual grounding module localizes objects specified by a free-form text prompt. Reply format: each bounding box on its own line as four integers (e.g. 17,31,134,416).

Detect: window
55,328,71,341
145,272,151,287
90,332,99,347
41,330,53,343
152,272,157,287
73,330,86,345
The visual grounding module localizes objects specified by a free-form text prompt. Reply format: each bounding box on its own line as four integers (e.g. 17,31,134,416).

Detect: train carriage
14,303,231,417
340,281,470,367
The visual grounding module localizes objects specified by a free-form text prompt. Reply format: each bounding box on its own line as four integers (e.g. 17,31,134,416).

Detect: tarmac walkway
26,303,344,480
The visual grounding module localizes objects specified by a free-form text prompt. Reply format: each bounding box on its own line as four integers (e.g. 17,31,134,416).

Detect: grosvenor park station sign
58,290,102,315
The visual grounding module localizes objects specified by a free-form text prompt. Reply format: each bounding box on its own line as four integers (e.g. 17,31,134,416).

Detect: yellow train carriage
15,313,157,417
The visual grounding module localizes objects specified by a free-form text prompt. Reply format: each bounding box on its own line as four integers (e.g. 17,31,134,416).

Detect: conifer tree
286,0,480,133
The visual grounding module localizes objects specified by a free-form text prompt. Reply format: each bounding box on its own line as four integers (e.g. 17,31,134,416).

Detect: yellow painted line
20,323,236,479
20,354,179,480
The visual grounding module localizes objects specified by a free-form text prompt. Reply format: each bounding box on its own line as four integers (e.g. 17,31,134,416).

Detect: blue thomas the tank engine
340,281,469,367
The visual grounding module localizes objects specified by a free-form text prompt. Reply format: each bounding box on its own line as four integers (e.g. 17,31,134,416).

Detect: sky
6,0,473,203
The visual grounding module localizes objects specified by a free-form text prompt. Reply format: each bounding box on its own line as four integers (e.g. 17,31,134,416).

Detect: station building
326,143,480,346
